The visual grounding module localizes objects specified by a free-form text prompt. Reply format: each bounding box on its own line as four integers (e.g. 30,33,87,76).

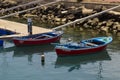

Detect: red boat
13,31,63,46
55,37,112,56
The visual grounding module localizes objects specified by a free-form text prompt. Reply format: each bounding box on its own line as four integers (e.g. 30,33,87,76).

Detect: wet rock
23,13,38,19
66,14,75,21
3,0,17,4
0,0,119,34
108,11,120,16
81,6,95,16
2,0,17,7
100,26,109,32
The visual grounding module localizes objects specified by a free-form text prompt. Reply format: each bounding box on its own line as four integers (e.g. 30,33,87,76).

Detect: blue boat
0,40,3,46
0,28,16,46
55,36,113,56
0,28,16,36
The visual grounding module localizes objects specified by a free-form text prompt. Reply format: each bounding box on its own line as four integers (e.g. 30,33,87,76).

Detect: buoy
67,38,72,42
41,54,45,62
41,53,45,66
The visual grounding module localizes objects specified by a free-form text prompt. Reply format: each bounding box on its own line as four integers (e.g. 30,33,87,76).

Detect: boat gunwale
55,37,112,51
13,31,63,41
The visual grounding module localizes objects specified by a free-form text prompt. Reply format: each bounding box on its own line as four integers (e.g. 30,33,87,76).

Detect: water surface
0,29,120,80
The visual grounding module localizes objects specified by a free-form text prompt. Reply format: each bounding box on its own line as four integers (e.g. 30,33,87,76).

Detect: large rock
3,0,17,5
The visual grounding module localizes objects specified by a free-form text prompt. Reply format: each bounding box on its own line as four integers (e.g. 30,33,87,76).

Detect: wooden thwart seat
33,34,53,39
85,42,98,47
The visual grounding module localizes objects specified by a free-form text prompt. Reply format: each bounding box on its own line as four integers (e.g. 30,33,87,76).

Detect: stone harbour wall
0,0,120,35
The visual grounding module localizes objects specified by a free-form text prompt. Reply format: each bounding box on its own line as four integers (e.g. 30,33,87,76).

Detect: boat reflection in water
4,44,54,66
55,50,111,72
13,45,54,56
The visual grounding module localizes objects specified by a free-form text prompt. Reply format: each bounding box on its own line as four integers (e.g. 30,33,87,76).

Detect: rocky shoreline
0,0,120,35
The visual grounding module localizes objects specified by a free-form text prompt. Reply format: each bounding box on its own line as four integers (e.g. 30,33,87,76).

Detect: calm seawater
0,28,120,80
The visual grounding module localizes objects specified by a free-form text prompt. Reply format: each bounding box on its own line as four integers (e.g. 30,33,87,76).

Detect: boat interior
18,32,58,40
60,39,106,49
85,39,105,45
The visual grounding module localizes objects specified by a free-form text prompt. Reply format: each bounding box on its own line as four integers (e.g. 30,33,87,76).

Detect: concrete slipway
0,19,52,39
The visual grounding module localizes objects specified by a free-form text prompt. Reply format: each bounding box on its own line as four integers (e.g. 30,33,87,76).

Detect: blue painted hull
0,40,3,46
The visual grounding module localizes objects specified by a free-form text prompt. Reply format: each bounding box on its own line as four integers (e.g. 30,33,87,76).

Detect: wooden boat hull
13,31,63,46
55,45,107,56
55,37,112,56
14,36,61,46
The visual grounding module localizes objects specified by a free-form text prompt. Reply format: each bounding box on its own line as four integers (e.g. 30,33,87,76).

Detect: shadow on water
55,50,111,72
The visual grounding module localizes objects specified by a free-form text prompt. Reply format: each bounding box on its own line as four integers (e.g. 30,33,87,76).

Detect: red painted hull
55,45,107,56
13,34,62,46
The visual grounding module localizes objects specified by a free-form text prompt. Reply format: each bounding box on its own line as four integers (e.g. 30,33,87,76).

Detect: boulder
3,0,17,5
